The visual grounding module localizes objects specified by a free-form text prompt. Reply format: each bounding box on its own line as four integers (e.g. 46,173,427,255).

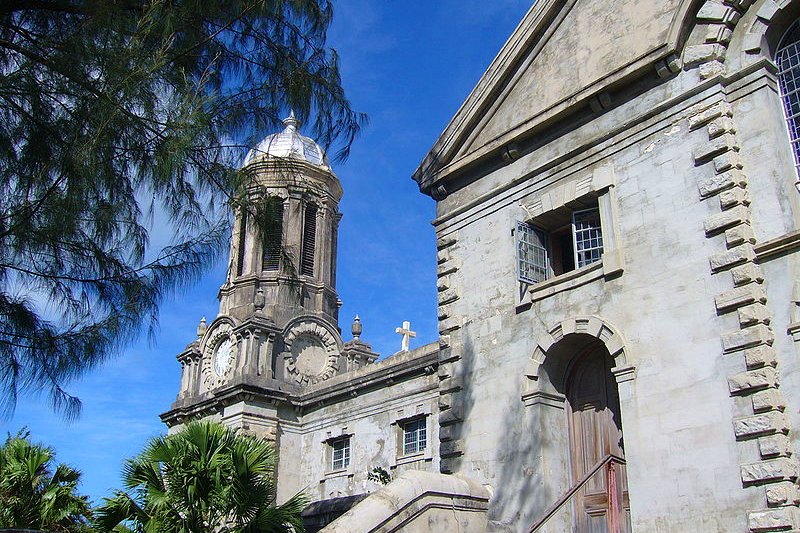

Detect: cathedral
159,112,442,511
161,1,800,532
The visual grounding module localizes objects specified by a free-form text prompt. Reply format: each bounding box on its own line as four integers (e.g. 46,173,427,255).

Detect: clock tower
163,113,378,437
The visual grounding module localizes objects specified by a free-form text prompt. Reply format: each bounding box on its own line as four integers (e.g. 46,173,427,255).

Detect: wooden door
566,349,630,533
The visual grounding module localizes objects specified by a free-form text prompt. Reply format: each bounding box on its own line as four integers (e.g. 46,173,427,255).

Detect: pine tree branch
0,1,83,16
0,0,362,419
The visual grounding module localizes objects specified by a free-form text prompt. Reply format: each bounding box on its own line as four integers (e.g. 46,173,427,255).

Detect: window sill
788,321,800,341
521,252,623,307
396,451,425,464
322,468,352,481
391,450,431,470
527,261,603,302
754,228,800,263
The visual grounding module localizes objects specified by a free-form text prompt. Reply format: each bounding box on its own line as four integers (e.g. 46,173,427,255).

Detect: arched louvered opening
235,208,247,276
301,204,317,276
261,198,284,271
330,217,338,287
776,20,800,180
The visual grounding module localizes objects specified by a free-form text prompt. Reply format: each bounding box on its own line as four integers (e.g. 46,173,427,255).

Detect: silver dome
243,112,330,169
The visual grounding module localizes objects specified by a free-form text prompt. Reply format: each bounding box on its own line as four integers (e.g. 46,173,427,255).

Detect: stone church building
161,0,800,531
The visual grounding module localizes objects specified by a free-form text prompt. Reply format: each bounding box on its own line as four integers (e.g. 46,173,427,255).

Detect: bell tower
220,111,343,329
167,114,378,421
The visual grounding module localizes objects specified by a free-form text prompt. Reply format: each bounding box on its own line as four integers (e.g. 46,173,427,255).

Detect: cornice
160,343,439,426
430,62,775,233
244,158,343,202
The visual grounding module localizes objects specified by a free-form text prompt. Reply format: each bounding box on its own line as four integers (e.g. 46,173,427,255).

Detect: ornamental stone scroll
281,317,343,385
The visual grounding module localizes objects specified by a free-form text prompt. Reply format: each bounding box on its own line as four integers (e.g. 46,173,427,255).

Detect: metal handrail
527,453,626,533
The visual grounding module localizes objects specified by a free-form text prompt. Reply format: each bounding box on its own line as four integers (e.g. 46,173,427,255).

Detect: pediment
414,0,701,195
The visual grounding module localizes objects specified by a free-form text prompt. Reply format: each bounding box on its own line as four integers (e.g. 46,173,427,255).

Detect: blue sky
1,1,532,504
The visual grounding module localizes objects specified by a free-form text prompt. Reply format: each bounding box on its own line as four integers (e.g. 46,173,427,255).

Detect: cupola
243,111,330,169
219,112,343,333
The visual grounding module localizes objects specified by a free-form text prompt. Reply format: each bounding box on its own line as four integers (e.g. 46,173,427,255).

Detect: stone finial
352,315,362,340
254,287,265,312
197,316,207,338
283,110,299,131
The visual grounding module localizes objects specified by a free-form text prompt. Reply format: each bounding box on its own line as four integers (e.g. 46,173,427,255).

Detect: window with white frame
777,20,800,180
517,202,603,283
572,209,604,268
401,417,427,456
329,436,350,470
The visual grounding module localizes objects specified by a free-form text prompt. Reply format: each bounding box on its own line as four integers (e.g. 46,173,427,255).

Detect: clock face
201,325,236,390
213,337,233,376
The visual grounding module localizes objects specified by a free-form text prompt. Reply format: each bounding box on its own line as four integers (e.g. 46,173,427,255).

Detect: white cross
395,321,417,352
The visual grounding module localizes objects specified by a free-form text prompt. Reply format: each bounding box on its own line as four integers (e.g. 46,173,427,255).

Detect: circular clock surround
283,320,340,384
202,327,237,389
291,334,328,376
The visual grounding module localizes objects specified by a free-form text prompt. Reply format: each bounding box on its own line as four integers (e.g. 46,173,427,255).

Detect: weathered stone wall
276,344,440,503
425,1,800,531
165,344,440,506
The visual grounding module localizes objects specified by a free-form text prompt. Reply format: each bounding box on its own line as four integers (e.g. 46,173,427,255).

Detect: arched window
776,21,800,179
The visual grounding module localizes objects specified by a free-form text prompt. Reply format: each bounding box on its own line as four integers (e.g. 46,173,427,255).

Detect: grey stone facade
409,0,800,531
163,1,800,531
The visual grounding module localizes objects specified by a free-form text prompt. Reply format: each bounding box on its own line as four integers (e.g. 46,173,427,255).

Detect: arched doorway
526,318,634,533
564,341,630,533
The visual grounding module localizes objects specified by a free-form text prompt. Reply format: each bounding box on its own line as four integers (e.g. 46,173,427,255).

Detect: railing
527,453,626,533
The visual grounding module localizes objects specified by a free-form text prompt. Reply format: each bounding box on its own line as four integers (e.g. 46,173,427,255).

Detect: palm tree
95,420,306,533
0,431,92,532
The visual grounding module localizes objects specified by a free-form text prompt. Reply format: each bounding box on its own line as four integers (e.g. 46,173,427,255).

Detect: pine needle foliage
0,429,93,532
0,0,365,419
95,420,308,533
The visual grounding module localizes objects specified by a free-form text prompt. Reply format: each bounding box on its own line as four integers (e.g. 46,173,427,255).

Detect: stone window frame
737,0,800,194
400,416,427,456
516,166,624,307
516,204,604,283
391,411,433,468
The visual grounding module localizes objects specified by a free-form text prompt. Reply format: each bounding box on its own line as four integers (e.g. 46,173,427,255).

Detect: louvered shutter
301,204,317,276
236,209,247,276
261,200,283,271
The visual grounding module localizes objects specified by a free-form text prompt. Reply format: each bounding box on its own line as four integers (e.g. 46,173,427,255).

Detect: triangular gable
413,0,699,197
